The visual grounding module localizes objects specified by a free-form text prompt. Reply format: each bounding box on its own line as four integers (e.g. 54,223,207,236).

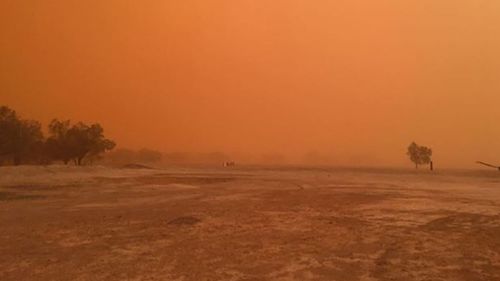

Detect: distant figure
223,161,235,167
430,161,433,171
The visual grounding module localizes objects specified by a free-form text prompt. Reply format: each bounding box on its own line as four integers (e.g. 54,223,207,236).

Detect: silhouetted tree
81,124,116,165
407,142,432,169
47,119,115,165
15,120,44,165
30,140,52,165
1,106,117,166
46,119,73,164
0,106,19,163
0,106,44,165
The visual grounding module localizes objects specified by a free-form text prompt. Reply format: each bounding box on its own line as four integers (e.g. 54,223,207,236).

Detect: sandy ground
1,165,500,281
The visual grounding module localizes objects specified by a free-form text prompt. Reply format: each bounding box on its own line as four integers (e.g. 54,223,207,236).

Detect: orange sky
1,1,500,167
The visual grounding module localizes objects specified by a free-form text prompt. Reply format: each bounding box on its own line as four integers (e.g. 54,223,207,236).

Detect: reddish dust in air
2,1,500,167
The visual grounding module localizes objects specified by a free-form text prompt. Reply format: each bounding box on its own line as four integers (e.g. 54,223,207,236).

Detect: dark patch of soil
138,175,235,185
168,216,201,226
422,213,500,231
0,191,44,201
121,163,155,170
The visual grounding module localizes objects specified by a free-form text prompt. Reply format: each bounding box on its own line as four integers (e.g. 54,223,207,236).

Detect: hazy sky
1,1,499,167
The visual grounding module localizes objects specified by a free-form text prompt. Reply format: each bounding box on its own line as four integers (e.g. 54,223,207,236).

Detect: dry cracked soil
1,165,500,281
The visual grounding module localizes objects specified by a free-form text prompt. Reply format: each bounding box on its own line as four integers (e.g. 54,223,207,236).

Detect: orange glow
2,1,500,167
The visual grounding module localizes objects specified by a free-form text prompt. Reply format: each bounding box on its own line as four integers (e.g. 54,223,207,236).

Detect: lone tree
47,119,116,165
407,142,432,169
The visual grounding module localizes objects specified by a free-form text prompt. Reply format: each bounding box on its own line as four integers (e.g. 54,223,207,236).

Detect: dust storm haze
2,1,500,167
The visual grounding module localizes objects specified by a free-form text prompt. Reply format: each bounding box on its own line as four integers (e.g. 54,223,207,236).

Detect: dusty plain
1,165,500,281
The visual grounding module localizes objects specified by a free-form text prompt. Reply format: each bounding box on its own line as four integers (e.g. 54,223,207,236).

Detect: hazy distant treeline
104,148,162,165
0,106,115,166
103,151,232,166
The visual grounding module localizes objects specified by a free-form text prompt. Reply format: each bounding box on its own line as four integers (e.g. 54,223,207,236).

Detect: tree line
0,106,115,166
1,105,437,169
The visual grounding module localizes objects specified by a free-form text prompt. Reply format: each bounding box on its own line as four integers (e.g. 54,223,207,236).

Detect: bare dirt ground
1,165,500,281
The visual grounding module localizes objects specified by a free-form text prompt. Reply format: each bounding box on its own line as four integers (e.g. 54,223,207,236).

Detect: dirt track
1,166,500,281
